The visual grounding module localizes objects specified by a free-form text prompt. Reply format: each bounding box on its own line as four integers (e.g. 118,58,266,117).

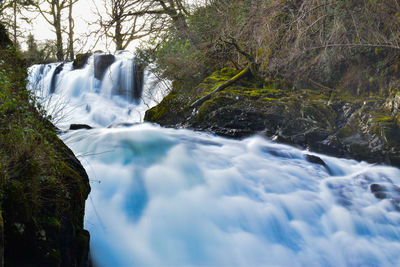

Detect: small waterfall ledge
28,51,167,129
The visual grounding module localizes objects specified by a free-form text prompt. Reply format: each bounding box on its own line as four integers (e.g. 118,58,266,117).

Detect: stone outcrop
93,54,115,80
72,53,92,70
3,135,91,267
145,68,400,167
0,24,91,266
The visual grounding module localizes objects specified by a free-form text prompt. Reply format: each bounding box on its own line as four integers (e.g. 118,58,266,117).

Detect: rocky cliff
0,25,90,266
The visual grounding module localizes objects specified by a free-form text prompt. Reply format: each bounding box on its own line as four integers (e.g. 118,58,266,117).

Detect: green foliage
0,27,89,266
156,37,207,82
139,0,400,98
138,34,209,87
23,34,57,65
137,0,258,86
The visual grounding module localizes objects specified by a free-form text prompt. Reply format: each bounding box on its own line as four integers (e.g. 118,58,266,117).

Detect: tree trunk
55,10,64,61
167,5,198,47
12,0,17,47
68,0,74,60
115,19,123,50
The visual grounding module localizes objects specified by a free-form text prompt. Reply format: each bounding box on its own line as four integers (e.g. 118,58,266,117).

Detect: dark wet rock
133,63,145,100
370,183,386,193
306,154,326,166
107,122,138,128
113,61,144,102
145,68,400,168
73,53,92,69
305,154,332,174
370,184,388,199
370,183,400,210
94,54,115,80
69,124,93,130
50,62,65,94
2,126,91,267
38,64,46,75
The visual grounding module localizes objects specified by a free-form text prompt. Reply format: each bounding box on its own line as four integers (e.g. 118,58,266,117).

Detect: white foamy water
28,53,400,266
62,124,400,267
28,51,167,129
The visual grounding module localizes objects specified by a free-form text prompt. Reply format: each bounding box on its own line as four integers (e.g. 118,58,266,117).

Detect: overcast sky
17,0,205,53
21,0,121,52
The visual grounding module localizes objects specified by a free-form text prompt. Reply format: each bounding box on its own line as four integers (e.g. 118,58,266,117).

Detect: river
29,52,400,267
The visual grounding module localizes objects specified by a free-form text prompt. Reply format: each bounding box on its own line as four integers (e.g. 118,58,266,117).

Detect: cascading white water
63,125,400,267
28,51,167,129
28,53,400,266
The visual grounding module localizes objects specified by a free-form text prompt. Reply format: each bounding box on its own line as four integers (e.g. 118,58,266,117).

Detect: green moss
263,78,291,90
145,100,169,122
0,31,90,266
370,113,400,147
244,90,262,97
373,115,393,122
197,95,236,120
144,90,186,124
73,53,92,69
47,217,61,229
337,124,357,139
261,88,280,94
202,68,238,84
217,67,240,78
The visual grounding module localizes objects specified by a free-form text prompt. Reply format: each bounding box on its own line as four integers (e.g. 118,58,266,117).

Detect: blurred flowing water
29,53,400,267
28,51,166,129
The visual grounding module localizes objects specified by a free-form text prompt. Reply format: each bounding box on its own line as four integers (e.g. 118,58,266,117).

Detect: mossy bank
0,25,90,266
145,67,400,167
140,0,400,167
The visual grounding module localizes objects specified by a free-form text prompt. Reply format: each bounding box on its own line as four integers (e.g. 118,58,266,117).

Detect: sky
20,1,120,52
16,0,205,53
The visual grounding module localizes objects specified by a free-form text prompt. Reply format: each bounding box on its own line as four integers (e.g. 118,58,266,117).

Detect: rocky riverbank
0,25,90,267
145,67,400,167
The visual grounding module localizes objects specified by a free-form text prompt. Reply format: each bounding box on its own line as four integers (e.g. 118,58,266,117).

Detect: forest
0,0,399,93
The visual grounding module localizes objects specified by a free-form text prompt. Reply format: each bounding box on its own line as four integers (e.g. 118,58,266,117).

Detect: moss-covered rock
73,53,92,70
145,68,400,167
0,26,90,267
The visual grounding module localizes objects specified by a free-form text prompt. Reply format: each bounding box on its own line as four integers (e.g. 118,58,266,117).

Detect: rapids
28,53,400,266
63,125,400,267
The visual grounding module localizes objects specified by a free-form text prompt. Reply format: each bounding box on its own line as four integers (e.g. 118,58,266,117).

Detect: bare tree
0,0,33,48
31,0,79,61
67,0,75,60
92,0,166,51
134,0,196,44
97,0,199,48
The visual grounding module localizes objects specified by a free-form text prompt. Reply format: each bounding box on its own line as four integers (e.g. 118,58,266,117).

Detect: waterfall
28,54,400,267
28,51,166,129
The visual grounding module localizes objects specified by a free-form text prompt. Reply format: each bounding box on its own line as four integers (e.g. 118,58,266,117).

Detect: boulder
145,68,400,167
69,124,93,130
73,53,92,70
50,63,65,94
94,54,115,80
